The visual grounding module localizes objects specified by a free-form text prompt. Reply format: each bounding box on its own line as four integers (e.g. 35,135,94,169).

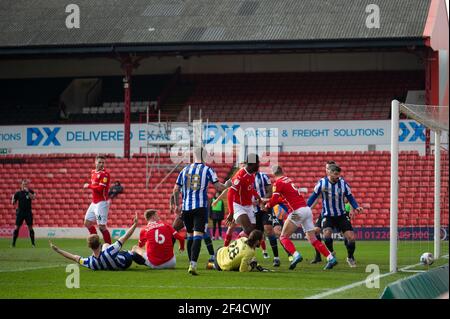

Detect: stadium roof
0,0,433,56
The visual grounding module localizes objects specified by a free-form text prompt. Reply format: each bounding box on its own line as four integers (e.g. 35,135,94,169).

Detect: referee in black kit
11,179,36,247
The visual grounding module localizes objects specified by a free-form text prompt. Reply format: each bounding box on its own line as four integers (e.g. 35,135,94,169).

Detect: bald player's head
193,146,207,163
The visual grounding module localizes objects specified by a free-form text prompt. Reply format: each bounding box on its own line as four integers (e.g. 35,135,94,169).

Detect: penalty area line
306,254,449,299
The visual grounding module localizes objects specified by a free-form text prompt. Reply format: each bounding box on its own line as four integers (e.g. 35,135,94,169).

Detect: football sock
211,222,217,238
344,237,349,247
260,239,266,251
217,221,223,238
29,228,35,246
268,235,279,257
311,238,331,258
314,249,321,260
280,236,296,255
314,233,322,259
203,234,215,256
324,237,334,252
100,228,112,244
87,226,97,235
186,236,193,261
346,240,356,259
131,253,146,265
191,235,203,263
224,228,233,247
12,228,19,246
282,243,292,257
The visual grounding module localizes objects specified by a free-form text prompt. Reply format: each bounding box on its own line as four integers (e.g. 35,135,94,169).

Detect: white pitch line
306,255,449,299
305,272,394,299
0,264,67,273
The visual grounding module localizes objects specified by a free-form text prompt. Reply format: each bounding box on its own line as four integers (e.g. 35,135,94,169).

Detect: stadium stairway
0,151,447,230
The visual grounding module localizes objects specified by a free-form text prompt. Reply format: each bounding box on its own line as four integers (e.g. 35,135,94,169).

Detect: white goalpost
390,100,449,272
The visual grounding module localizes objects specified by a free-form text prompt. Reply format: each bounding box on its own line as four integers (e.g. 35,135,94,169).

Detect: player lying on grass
131,209,185,269
49,213,138,270
207,229,270,272
262,165,337,270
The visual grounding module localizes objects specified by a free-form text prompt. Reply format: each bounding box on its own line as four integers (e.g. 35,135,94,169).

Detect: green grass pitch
0,238,448,299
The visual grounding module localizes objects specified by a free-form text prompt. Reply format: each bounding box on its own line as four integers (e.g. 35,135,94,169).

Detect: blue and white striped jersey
307,177,359,217
176,163,218,211
254,172,271,198
79,241,132,270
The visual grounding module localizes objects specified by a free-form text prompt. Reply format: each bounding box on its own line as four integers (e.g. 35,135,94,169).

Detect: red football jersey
267,176,306,211
230,167,259,206
139,222,184,266
88,169,110,204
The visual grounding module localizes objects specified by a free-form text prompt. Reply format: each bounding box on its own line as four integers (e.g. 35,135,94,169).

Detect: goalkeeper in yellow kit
208,230,270,272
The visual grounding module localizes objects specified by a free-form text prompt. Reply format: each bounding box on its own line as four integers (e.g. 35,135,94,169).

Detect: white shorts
287,206,315,232
233,203,256,225
144,254,176,269
84,201,109,225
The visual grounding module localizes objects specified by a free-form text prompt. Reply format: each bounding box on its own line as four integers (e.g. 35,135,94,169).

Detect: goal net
390,100,449,272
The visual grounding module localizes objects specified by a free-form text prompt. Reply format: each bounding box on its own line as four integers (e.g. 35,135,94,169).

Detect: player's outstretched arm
212,188,228,207
118,213,139,245
49,241,81,263
173,231,185,252
213,178,232,193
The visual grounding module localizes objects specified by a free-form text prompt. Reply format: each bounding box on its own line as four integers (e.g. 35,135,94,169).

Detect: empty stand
1,71,424,125
177,71,424,122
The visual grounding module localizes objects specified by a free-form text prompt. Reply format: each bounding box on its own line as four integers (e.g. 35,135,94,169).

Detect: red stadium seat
1,150,447,231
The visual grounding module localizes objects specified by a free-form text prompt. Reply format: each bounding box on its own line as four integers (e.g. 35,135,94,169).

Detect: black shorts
272,215,283,228
315,215,323,228
255,209,273,231
181,208,207,233
321,215,353,233
16,210,33,227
